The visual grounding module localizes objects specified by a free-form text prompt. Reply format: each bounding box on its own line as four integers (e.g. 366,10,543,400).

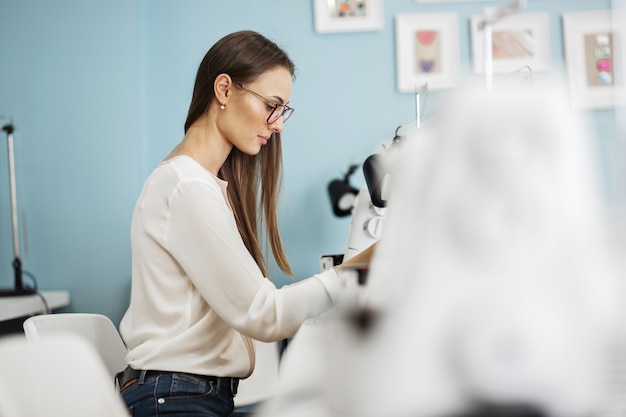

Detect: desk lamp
0,121,36,297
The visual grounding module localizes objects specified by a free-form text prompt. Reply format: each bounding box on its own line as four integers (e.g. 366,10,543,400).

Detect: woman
117,30,375,417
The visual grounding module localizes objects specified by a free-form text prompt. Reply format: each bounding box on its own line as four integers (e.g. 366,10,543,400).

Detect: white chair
0,334,129,417
234,340,281,411
23,313,128,379
22,314,279,412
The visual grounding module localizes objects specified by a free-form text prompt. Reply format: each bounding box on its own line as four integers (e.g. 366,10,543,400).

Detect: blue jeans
120,370,236,417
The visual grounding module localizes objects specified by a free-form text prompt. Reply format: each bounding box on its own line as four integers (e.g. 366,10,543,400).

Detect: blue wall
0,0,616,325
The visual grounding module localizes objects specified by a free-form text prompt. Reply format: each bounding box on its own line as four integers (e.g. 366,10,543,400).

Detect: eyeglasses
236,83,294,124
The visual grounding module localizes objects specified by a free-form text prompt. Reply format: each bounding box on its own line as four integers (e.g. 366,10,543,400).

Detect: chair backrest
234,340,281,408
23,313,128,379
22,314,279,408
0,334,129,417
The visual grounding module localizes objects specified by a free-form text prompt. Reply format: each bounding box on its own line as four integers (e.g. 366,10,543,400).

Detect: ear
214,73,232,105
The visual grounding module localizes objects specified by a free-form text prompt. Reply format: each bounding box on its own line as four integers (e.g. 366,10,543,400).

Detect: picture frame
470,12,551,75
415,0,497,2
313,0,383,34
562,10,621,110
395,12,460,92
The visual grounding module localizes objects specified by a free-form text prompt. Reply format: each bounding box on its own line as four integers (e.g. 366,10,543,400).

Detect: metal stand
0,122,35,296
479,0,527,93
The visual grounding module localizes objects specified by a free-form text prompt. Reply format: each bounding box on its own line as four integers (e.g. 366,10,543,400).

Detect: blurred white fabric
260,81,626,417
335,82,626,417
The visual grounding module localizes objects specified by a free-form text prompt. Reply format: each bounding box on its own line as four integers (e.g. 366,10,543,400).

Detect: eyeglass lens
268,105,294,124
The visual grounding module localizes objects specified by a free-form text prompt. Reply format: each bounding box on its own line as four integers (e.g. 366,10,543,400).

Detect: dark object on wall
327,164,360,217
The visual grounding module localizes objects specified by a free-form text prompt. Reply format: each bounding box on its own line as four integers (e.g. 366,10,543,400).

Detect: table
0,290,70,322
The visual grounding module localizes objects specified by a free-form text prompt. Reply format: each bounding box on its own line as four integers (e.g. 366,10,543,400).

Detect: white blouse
119,155,340,378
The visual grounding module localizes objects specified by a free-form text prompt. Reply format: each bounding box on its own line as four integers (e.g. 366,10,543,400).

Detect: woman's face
221,66,293,156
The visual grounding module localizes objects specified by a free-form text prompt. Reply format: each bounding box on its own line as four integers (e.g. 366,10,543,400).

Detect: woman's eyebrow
270,95,285,104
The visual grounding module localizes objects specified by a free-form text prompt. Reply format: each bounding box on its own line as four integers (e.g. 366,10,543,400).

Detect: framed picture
470,12,551,75
313,0,383,33
562,10,620,110
395,12,460,92
415,0,497,2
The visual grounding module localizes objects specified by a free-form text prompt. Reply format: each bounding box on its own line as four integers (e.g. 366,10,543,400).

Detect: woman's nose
269,117,284,132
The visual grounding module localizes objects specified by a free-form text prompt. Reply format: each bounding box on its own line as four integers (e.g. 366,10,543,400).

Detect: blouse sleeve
164,177,339,341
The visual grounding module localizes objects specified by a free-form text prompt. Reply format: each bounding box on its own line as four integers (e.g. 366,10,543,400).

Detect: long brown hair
184,30,294,277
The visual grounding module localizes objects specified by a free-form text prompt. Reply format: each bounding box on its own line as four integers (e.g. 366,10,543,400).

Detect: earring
220,103,225,110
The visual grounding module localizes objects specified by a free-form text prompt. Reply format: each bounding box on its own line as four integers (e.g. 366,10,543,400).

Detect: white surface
0,334,129,417
23,312,128,379
0,290,70,321
257,316,333,417
234,340,281,408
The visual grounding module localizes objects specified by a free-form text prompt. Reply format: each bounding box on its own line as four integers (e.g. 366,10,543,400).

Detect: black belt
116,366,239,396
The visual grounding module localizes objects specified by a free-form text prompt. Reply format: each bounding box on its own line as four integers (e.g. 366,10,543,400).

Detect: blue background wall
0,0,618,325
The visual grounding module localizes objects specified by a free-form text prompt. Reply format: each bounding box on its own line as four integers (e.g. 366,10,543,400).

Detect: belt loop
138,369,148,385
114,370,123,390
231,378,238,396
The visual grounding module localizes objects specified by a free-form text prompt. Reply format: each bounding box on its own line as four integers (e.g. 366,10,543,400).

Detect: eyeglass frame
235,83,294,124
